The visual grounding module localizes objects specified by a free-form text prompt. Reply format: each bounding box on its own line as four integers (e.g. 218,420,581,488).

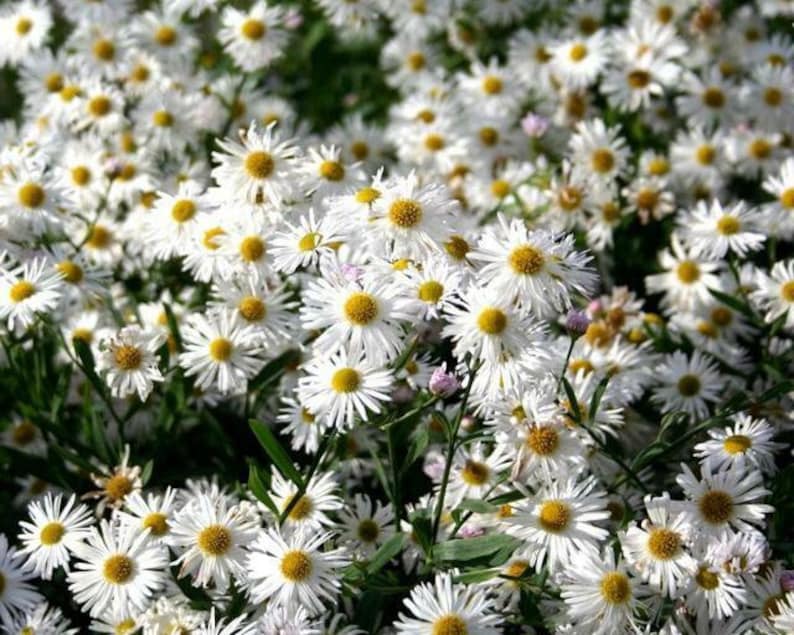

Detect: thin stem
278,431,335,525
555,336,576,395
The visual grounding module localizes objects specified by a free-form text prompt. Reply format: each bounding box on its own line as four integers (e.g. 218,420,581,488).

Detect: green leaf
247,464,278,515
366,533,405,575
707,288,755,320
561,377,581,423
454,568,499,584
411,515,433,556
457,498,498,513
162,303,182,350
589,376,610,422
248,419,303,487
141,460,154,486
433,534,520,563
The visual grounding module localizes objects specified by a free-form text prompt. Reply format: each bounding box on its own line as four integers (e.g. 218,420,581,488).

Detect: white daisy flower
116,487,179,545
651,350,723,419
68,520,167,618
97,326,165,401
549,31,610,89
443,442,512,507
751,259,794,329
694,413,784,474
144,181,212,260
338,494,396,559
0,534,42,626
270,208,347,274
0,257,63,330
295,144,365,198
218,2,287,72
17,493,93,580
269,470,343,534
678,200,766,259
568,118,630,184
246,527,349,616
5,602,77,635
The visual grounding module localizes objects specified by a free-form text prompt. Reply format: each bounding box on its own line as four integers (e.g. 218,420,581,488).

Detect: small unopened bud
459,524,486,538
460,415,477,432
428,364,460,397
565,309,591,336
340,263,364,282
521,112,549,138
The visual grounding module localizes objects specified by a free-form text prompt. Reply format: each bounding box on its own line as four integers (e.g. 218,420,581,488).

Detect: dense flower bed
0,0,793,633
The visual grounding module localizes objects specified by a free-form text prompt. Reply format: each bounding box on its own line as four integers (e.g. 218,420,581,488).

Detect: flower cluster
0,0,792,633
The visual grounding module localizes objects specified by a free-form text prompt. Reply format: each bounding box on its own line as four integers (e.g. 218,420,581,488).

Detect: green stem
278,430,335,525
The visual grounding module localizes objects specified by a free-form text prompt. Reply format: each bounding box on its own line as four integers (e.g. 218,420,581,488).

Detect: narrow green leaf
589,376,610,422
707,288,755,320
433,533,520,562
458,498,498,513
141,460,154,486
247,464,278,515
248,419,303,487
162,303,182,350
454,568,499,584
561,377,581,423
366,533,405,575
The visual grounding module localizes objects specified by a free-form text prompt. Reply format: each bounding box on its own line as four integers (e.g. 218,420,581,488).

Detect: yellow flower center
154,26,177,46
723,434,751,455
407,52,425,71
197,524,231,555
591,148,615,173
93,38,115,61
491,179,510,198
695,566,720,590
114,345,143,371
444,235,470,260
749,139,772,159
676,260,700,283
71,165,91,186
424,133,445,151
319,160,345,181
16,17,33,35
171,199,196,223
202,227,225,250
710,307,732,326
389,199,423,228
239,236,265,262
152,110,173,127
130,64,150,82
763,594,785,619
648,158,669,176
143,512,169,536
779,188,794,209
716,216,740,235
482,75,503,94
86,224,112,250
300,408,315,424
418,280,444,303
600,572,631,604
286,494,313,520
241,18,266,40
12,420,36,445
244,151,275,179
208,337,233,361
526,426,559,455
477,307,507,335
351,141,369,160
357,519,380,543
117,164,137,181
558,185,583,211
39,521,65,545
104,474,133,502
781,280,794,302
44,72,63,93
647,528,681,560
238,296,266,322
569,43,588,61
18,182,45,208
702,87,725,108
479,127,499,146
72,328,93,344
103,554,134,584
298,232,320,252
763,87,783,107
538,500,570,532
115,618,137,634
355,186,380,204
677,373,701,397
88,96,112,117
432,615,468,635
695,145,715,165
699,490,733,525
331,367,360,393
280,550,313,581
635,188,659,211
460,460,489,486
344,292,379,325
505,559,529,579
508,244,545,275
627,69,651,89
60,85,81,102
416,108,435,123
9,281,35,303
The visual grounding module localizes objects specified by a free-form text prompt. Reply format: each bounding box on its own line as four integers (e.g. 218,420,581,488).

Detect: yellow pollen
763,87,783,107
558,185,583,211
424,133,445,151
117,163,137,181
241,18,266,40
331,367,360,393
115,618,137,634
506,559,529,579
749,139,772,159
300,408,315,424
105,474,133,501
526,426,559,455
702,87,726,108
152,110,173,127
695,145,715,165
779,188,794,210
355,186,380,204
208,337,233,362
695,566,720,590
71,165,92,186
319,160,345,181
569,43,588,61
238,296,266,322
432,615,468,635
627,69,651,89
482,75,503,94
602,201,621,221
86,224,112,249
142,512,169,536
677,374,701,397
197,524,232,555
44,72,63,93
711,307,732,326
244,151,275,179
538,500,570,532
88,96,111,117
93,38,115,61
656,5,674,22
491,179,510,198
460,460,489,486
418,280,444,303
286,495,313,520
59,85,80,102
407,52,426,71
130,64,150,82
723,434,751,455
509,244,545,275
39,522,65,545
72,328,92,344
479,127,499,146
154,26,177,46
416,109,435,123
16,17,33,35
584,322,610,347
647,528,681,560
498,503,513,518
648,158,669,176
9,281,35,303
12,421,37,445
477,307,507,335
202,227,225,250
114,345,142,370
171,199,196,223
103,554,134,584
280,550,313,581
699,490,733,525
298,232,320,252
444,235,470,260
635,188,659,211
697,321,718,338
569,358,594,374
676,260,700,283
389,199,423,228
18,182,45,208
600,572,631,604
716,216,740,235
344,292,378,325
357,519,380,542
239,236,265,262
351,140,369,160
591,148,615,173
